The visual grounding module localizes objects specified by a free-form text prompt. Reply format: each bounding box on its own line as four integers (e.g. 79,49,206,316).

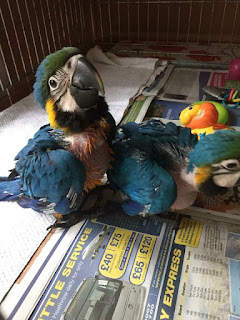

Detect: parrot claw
47,216,86,230
47,185,121,229
47,208,106,230
46,221,63,230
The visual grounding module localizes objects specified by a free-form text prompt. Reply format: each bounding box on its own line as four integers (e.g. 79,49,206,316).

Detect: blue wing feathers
108,119,194,215
0,125,86,215
0,178,22,201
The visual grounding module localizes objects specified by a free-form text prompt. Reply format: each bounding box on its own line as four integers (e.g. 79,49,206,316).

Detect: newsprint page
3,211,239,320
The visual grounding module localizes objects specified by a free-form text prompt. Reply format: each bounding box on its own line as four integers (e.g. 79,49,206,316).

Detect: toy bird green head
34,47,106,133
189,129,240,196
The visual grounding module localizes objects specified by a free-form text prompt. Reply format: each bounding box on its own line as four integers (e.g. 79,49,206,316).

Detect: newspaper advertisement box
26,212,240,320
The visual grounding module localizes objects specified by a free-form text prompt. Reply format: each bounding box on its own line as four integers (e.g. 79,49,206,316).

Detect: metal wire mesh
88,0,240,45
0,0,86,109
0,0,240,110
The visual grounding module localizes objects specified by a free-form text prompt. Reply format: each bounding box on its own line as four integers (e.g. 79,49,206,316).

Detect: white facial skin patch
212,159,240,187
48,54,83,113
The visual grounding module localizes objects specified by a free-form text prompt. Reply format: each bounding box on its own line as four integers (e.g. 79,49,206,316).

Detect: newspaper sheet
0,204,55,303
0,222,85,320
157,67,228,104
146,66,240,128
7,212,240,320
123,64,240,128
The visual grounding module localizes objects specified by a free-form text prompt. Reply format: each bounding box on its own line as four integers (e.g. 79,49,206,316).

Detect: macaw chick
0,47,116,228
189,129,240,193
34,47,116,187
107,119,240,217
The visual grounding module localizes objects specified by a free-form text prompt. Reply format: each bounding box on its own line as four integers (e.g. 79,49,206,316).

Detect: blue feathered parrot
106,119,240,217
0,47,116,228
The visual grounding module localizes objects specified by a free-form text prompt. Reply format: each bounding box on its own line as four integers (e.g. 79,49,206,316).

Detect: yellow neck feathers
45,99,68,132
195,166,211,185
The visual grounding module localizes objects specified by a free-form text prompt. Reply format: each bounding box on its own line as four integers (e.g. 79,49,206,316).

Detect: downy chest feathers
64,121,113,192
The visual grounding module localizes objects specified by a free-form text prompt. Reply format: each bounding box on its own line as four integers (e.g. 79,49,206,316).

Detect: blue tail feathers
0,177,22,201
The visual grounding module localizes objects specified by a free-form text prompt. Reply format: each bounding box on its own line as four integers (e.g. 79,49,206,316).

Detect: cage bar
0,0,240,111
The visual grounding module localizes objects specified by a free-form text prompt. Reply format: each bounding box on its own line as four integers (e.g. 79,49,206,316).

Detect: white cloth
0,94,51,302
87,45,166,124
0,94,48,175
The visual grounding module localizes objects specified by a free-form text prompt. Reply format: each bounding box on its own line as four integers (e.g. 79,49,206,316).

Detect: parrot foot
47,184,122,229
47,206,106,230
47,209,109,229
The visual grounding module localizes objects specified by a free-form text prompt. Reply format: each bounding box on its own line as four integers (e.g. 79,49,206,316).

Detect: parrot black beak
70,57,105,110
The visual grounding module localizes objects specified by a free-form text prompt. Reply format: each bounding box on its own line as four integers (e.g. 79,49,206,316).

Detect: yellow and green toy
179,101,229,138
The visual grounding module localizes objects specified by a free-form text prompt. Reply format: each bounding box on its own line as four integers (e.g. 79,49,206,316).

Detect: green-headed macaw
0,47,116,228
106,119,240,216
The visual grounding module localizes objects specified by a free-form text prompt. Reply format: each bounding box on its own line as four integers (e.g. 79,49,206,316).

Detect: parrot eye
221,159,240,171
48,77,58,89
188,105,193,110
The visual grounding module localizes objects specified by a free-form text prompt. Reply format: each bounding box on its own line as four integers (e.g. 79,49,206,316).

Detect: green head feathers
189,129,240,169
34,47,81,109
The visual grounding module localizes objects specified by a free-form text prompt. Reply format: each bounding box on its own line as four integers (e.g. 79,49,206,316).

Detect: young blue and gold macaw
0,47,116,228
188,128,240,211
107,119,240,216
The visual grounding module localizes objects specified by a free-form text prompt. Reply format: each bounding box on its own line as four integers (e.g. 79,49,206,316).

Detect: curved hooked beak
70,57,105,110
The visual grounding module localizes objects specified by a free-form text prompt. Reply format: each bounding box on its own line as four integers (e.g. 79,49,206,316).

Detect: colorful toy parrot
106,119,240,217
0,47,116,228
179,101,229,138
